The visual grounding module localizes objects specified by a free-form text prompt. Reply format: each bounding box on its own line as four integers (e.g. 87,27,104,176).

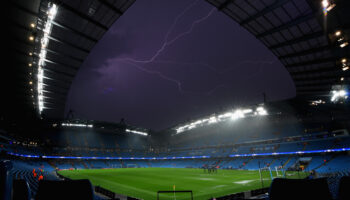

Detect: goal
127,164,138,168
259,167,274,188
110,164,123,168
274,166,285,178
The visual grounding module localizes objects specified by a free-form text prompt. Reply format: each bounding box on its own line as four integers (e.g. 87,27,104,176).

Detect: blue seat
0,160,13,200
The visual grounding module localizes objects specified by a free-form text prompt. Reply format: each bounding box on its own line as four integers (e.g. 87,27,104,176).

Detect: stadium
2,0,350,200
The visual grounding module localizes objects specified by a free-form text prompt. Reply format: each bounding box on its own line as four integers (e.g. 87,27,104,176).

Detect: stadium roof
206,0,350,97
7,0,350,121
8,0,135,119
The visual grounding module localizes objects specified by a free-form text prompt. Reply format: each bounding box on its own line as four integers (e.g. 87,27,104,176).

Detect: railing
214,187,269,200
157,190,193,200
95,186,141,200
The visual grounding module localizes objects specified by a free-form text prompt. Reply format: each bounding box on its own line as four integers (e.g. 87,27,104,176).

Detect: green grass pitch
58,168,308,200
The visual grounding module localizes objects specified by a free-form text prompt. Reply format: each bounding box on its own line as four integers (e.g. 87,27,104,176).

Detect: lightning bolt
111,0,222,95
120,7,216,64
166,8,216,47
121,59,226,96
112,1,274,95
114,58,275,95
148,60,275,74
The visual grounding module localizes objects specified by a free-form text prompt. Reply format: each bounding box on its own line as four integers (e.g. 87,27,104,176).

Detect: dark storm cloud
66,0,295,130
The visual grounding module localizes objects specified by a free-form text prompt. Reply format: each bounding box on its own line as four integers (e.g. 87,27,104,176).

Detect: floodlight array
309,100,326,106
61,123,93,128
126,129,148,136
37,3,58,114
341,58,349,71
175,106,268,134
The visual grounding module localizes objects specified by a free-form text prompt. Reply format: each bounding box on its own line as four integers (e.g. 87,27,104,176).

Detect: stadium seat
338,176,350,200
269,178,332,200
12,179,31,200
0,160,13,200
35,179,94,200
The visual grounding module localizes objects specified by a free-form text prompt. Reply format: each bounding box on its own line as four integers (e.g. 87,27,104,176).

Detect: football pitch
58,168,308,200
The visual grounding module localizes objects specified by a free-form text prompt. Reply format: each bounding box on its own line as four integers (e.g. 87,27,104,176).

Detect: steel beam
257,13,315,39
240,0,290,25
56,1,108,30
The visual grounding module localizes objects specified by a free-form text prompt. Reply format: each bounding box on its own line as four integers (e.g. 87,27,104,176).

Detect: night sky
65,0,295,130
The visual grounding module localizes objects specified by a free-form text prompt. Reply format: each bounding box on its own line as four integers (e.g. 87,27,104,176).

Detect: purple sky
65,0,295,130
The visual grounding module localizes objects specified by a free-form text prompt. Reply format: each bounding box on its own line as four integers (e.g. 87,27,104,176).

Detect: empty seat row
269,177,350,200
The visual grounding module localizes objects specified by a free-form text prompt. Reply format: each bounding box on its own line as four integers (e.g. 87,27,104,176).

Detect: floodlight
35,3,58,114
48,4,58,18
322,0,335,15
126,129,148,136
231,110,244,120
218,112,233,119
256,107,268,115
174,105,268,134
331,90,348,102
61,123,94,128
242,109,253,114
322,0,329,8
335,31,341,37
208,116,218,124
340,42,348,48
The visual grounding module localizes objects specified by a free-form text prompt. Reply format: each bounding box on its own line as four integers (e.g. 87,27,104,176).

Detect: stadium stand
4,0,350,199
1,123,349,199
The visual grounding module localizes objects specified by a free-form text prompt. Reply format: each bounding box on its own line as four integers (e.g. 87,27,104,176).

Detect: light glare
335,31,341,36
126,129,148,136
61,123,93,128
36,3,58,114
175,106,268,134
340,42,349,48
331,90,348,102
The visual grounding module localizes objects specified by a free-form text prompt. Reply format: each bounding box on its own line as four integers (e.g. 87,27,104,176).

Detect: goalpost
259,167,274,188
111,164,123,168
274,166,285,178
127,164,138,168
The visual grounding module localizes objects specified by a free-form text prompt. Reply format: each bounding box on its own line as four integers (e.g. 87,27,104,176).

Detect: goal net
274,166,285,178
110,164,123,168
127,164,138,168
259,167,274,188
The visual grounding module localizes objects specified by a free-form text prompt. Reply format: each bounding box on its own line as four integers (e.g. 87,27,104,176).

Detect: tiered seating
10,164,58,197
317,156,350,173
